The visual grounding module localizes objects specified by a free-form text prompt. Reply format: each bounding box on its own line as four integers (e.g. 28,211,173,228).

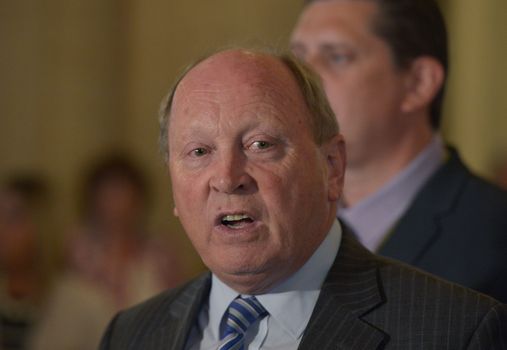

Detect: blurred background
1,0,506,279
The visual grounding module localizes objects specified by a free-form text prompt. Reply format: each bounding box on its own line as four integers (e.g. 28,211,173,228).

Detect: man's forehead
177,51,291,94
298,0,378,31
167,50,315,140
172,50,303,112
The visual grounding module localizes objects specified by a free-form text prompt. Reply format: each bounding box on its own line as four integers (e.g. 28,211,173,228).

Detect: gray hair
158,49,339,161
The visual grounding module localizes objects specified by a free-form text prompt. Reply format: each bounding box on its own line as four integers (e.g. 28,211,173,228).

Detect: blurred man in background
67,154,185,310
291,0,507,302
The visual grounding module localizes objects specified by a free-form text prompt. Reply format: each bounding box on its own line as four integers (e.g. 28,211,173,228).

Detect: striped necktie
218,296,268,350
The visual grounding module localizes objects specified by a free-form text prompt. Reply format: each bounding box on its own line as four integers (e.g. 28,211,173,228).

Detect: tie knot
219,296,268,348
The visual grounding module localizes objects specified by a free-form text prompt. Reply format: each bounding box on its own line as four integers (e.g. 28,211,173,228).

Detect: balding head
159,49,338,162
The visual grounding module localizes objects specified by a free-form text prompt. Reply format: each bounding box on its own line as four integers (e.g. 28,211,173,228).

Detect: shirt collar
208,220,342,340
339,134,445,250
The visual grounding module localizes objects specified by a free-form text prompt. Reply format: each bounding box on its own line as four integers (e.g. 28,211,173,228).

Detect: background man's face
167,52,341,293
291,0,413,168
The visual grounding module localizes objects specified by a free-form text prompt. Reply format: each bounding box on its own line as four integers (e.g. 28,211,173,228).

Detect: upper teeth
223,214,250,222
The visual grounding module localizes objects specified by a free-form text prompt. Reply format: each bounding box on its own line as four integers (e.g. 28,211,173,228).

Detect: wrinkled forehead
181,51,288,88
171,51,305,116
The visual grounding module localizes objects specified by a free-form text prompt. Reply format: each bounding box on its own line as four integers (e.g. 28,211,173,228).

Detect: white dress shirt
185,220,342,350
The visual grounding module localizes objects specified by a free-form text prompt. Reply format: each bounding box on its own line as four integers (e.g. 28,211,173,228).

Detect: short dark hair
3,175,49,210
304,0,448,129
81,153,149,216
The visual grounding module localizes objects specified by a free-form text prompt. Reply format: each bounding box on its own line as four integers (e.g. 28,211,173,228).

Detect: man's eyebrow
319,42,352,51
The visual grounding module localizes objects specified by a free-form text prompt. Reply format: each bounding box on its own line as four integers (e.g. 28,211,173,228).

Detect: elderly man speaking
100,49,506,350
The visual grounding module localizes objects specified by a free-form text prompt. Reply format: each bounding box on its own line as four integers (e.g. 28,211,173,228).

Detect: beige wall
1,0,506,270
0,0,125,239
442,0,507,178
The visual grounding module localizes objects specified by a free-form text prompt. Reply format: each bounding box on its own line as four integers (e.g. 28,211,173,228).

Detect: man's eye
250,140,272,150
190,148,208,157
328,53,346,63
325,51,352,66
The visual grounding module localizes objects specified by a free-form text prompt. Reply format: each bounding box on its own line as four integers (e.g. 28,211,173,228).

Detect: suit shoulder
364,257,507,347
315,233,507,348
407,150,507,240
426,150,507,212
377,256,501,310
100,273,210,349
460,166,507,206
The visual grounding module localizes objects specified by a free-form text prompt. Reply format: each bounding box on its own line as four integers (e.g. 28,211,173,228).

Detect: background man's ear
401,56,444,113
325,134,346,202
173,207,179,217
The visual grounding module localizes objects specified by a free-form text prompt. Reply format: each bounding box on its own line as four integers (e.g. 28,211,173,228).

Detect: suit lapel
146,273,211,350
299,229,387,350
378,149,468,264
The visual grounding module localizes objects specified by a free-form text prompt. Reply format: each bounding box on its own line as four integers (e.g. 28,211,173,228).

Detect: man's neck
343,129,434,207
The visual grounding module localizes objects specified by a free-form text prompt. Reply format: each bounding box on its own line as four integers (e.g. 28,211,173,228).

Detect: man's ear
324,134,346,202
173,206,179,217
401,56,444,113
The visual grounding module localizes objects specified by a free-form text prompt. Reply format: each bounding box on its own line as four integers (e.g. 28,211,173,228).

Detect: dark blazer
100,230,507,350
379,149,507,302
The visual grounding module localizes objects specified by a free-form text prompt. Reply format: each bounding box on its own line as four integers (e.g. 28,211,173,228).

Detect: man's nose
209,151,254,194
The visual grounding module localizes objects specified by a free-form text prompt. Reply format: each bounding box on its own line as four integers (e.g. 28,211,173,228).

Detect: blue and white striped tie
218,296,268,350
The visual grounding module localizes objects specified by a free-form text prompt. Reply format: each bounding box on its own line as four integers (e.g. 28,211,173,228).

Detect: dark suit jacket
379,149,507,302
100,230,507,350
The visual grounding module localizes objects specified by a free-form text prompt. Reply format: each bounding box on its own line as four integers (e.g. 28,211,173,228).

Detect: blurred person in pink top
67,154,185,309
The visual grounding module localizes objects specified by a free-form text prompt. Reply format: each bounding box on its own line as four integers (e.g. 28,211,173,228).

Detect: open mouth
220,214,254,229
